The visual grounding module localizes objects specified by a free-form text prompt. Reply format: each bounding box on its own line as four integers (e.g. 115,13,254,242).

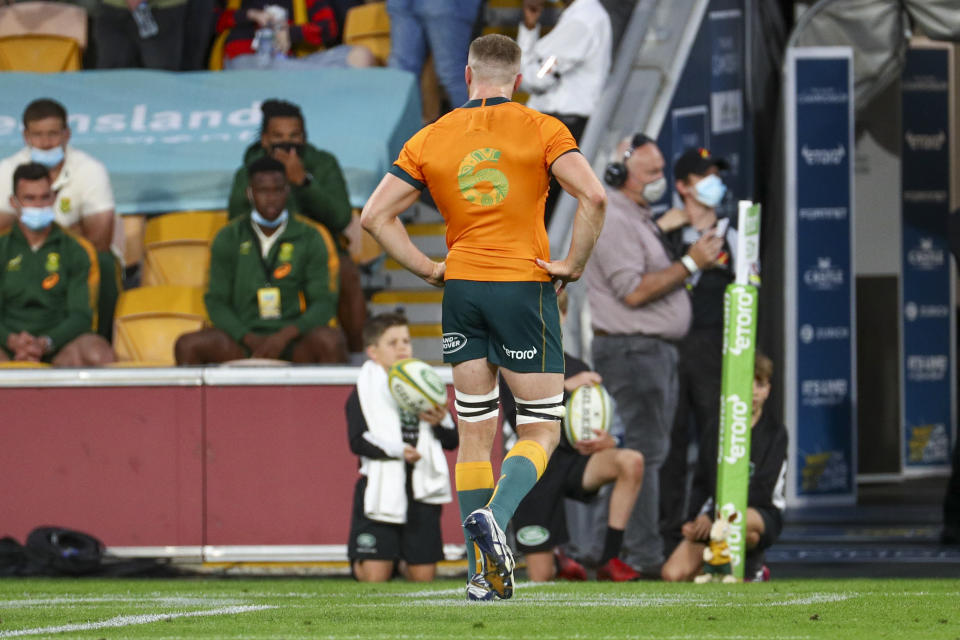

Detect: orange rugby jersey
388,97,578,282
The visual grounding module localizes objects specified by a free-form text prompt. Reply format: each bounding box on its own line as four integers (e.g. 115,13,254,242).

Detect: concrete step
369,300,441,324
383,256,446,290
407,223,447,256
409,322,442,363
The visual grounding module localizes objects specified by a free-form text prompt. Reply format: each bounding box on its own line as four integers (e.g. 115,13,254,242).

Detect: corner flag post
715,200,761,580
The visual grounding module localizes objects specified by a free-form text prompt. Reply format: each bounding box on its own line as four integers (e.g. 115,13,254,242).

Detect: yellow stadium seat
343,2,390,65
113,285,208,366
0,361,52,368
0,1,87,46
141,211,228,288
0,34,81,71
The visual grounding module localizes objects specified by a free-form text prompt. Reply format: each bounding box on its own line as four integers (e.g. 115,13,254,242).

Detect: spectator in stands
0,99,122,344
661,352,787,583
518,0,612,223
346,312,458,582
501,290,645,582
227,98,366,354
175,156,347,364
386,0,483,110
95,0,188,70
217,0,375,69
0,163,115,367
583,134,721,577
656,147,737,557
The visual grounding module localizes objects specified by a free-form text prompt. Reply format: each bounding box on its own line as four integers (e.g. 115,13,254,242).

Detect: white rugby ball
564,383,613,444
388,358,447,414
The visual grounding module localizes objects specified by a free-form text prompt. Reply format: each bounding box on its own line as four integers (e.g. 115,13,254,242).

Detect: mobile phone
714,217,730,238
536,55,558,79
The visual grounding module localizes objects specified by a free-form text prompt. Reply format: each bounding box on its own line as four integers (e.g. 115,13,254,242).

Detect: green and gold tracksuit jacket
205,214,340,341
0,223,99,353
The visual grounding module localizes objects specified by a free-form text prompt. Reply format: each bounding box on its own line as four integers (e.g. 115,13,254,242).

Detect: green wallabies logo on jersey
45,252,60,273
458,148,509,206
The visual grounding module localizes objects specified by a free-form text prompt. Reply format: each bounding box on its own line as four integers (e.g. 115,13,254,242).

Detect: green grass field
0,577,958,639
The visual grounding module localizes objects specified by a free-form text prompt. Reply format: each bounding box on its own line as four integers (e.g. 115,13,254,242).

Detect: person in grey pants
583,133,722,574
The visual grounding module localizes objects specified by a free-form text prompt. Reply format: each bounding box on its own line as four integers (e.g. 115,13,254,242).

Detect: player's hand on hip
535,257,581,292
422,260,445,288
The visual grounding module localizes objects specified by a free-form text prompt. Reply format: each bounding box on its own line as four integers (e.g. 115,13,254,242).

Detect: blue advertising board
784,48,856,505
653,0,752,220
900,46,956,473
0,69,422,213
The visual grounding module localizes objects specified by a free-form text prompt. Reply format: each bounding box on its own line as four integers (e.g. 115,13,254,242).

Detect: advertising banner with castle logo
900,45,956,474
784,48,856,505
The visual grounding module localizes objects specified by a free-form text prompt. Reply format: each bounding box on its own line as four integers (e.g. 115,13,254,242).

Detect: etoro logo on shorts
443,332,467,354
503,344,538,360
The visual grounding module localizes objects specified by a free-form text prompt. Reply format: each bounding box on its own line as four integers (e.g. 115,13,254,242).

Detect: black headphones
603,133,654,187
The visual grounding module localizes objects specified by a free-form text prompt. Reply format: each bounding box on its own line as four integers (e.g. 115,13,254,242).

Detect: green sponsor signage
716,201,761,580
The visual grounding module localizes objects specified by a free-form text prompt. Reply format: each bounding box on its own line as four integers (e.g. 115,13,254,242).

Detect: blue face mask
251,208,289,229
693,174,727,208
20,205,56,231
29,146,65,169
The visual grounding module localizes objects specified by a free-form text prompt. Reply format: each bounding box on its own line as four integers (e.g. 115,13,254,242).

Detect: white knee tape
455,386,500,422
515,393,566,425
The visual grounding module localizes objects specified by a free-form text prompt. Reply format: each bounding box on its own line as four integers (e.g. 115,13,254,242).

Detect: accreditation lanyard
249,225,283,319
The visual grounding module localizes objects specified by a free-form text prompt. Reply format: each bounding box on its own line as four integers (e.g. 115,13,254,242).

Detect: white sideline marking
764,594,855,606
0,596,244,608
0,604,275,637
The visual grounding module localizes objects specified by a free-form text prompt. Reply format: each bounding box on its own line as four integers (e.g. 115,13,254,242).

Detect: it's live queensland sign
784,48,856,506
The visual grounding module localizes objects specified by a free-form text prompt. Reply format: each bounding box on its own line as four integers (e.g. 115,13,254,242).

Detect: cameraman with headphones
582,133,722,576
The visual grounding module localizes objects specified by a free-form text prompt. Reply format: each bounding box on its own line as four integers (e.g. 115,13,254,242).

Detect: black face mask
271,142,305,156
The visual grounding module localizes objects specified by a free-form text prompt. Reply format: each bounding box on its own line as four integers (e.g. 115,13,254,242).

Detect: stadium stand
141,211,228,288
342,1,390,65
112,284,208,366
0,1,87,72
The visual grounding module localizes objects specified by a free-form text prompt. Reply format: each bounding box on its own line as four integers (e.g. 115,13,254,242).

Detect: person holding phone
656,147,739,558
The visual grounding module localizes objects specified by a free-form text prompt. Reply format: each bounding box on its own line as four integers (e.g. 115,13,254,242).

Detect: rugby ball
564,383,614,444
387,358,447,414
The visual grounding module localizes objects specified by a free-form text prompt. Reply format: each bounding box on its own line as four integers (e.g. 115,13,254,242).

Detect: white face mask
693,174,727,208
641,176,667,203
29,146,64,169
20,205,56,230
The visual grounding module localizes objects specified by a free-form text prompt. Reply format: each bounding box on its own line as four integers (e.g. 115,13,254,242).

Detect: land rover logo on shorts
442,332,467,354
458,148,509,206
503,344,537,360
516,525,550,547
356,533,376,549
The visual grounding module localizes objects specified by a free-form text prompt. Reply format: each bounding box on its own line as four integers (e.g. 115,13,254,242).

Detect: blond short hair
468,34,521,85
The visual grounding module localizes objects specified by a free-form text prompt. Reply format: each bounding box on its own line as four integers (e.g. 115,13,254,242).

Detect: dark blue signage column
900,45,956,474
784,48,857,506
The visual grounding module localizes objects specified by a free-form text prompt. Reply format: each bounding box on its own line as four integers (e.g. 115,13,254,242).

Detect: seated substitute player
661,351,787,582
0,98,123,343
174,156,347,364
0,163,115,366
346,312,459,582
227,99,366,354
360,34,607,601
502,290,645,582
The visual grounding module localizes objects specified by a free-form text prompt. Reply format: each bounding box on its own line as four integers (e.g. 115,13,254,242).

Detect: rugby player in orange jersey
361,33,606,601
